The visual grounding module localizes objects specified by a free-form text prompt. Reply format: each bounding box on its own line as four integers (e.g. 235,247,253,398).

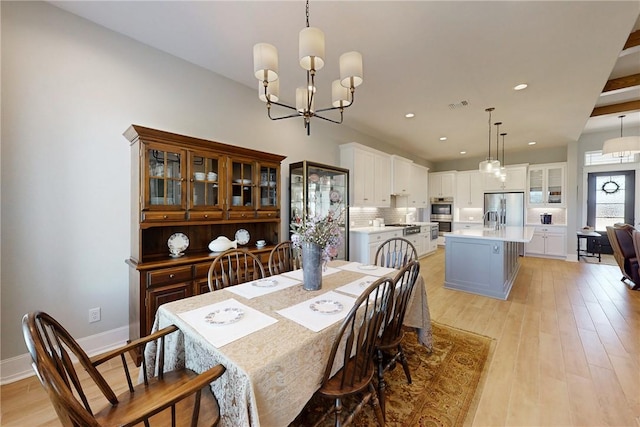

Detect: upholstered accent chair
606,224,639,290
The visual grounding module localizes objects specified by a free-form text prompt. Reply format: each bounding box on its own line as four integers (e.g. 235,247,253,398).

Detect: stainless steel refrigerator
484,192,525,227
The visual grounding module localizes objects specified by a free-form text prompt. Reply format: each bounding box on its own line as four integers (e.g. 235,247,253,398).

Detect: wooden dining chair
311,276,394,427
374,237,418,269
22,310,226,427
207,248,266,291
375,260,421,416
267,240,301,275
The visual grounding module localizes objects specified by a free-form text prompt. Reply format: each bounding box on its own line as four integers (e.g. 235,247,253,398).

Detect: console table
577,231,602,262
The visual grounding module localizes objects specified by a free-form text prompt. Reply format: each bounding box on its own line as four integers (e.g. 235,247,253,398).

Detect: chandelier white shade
253,0,363,135
602,115,640,157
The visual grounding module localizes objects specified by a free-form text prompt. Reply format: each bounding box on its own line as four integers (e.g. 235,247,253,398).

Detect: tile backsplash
349,207,425,227
526,207,566,225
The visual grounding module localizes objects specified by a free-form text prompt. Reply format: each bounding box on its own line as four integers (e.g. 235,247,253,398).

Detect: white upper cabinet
429,171,456,198
483,165,528,192
340,143,391,207
456,171,483,208
391,155,412,196
408,163,429,208
527,162,566,207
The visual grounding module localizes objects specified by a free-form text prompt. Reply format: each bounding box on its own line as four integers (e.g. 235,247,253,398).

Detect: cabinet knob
204,214,208,218
169,274,175,278
163,215,168,219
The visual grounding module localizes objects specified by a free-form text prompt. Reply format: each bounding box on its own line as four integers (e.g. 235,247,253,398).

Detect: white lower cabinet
406,234,422,258
421,226,437,256
526,226,566,258
350,229,404,265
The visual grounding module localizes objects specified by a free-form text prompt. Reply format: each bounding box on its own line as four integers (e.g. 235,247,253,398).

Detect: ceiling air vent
448,100,469,110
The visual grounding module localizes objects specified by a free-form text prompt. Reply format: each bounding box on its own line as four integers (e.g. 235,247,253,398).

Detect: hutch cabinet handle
169,274,175,278
163,215,168,219
204,214,208,218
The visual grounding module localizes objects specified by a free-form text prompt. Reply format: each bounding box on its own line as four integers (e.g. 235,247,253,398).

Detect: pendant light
492,121,502,177
602,115,640,159
499,132,507,182
479,108,500,173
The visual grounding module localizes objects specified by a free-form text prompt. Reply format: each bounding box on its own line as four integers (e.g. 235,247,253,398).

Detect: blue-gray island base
444,227,535,300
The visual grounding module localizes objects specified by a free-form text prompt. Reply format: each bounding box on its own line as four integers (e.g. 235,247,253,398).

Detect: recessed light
405,113,415,118
528,141,536,145
514,83,528,91
460,151,467,155
439,136,447,141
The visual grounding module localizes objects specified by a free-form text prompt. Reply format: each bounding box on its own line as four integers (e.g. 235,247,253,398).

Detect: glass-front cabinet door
229,159,255,210
188,151,224,220
258,164,279,209
528,168,544,205
289,161,349,260
144,144,185,211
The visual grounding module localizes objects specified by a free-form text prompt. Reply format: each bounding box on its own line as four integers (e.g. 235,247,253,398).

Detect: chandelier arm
266,104,302,121
314,111,344,125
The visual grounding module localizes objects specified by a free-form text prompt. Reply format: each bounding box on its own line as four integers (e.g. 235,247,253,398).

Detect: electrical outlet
89,307,101,323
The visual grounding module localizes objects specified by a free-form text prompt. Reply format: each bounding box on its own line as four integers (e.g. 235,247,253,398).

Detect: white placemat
334,275,380,297
276,291,356,332
281,266,341,281
178,298,277,348
225,275,302,299
337,262,397,277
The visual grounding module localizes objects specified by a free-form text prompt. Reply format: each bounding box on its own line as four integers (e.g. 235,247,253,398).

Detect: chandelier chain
306,0,310,28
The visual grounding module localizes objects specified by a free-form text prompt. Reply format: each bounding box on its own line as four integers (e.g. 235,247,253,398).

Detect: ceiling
49,1,640,163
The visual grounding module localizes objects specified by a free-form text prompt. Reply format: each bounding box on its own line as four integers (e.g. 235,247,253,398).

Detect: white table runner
276,290,356,332
178,298,277,348
281,266,341,281
337,261,398,277
334,275,379,297
225,275,301,299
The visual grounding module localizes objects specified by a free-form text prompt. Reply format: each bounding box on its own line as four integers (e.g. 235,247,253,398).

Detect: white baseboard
1,326,129,385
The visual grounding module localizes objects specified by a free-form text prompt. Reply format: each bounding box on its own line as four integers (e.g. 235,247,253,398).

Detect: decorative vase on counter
301,241,323,291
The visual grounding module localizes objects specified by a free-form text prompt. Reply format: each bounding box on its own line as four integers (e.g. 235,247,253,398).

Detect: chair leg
397,344,412,384
334,397,343,427
375,348,387,418
369,382,386,427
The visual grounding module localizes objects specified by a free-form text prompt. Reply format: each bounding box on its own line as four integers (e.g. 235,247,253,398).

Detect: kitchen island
444,226,535,300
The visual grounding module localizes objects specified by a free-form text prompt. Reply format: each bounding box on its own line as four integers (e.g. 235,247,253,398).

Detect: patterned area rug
290,322,493,427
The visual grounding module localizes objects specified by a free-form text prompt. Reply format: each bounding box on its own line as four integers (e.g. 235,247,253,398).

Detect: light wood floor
2,250,639,426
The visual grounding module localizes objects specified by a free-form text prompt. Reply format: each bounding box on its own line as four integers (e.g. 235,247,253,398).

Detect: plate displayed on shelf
357,264,378,271
310,299,343,315
330,190,341,202
168,233,189,254
233,179,252,184
204,308,244,325
252,279,278,288
308,173,319,183
235,229,250,245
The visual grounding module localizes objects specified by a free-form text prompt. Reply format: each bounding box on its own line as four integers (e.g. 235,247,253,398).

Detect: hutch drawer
146,265,193,287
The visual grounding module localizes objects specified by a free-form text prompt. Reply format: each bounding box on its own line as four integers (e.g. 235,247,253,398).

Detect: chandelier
479,108,500,173
602,115,640,159
253,0,363,136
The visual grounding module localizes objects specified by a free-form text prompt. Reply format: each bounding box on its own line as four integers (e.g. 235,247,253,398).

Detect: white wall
0,1,408,361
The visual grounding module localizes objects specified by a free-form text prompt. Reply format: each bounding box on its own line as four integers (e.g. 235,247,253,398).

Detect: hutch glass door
289,161,349,260
147,147,182,208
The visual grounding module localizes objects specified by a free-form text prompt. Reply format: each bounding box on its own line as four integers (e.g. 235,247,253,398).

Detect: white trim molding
0,326,129,385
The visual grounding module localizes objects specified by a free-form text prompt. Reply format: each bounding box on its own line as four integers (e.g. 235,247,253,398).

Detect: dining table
143,260,432,427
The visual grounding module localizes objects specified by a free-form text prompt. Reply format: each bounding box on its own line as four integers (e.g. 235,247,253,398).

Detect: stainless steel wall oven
430,197,453,236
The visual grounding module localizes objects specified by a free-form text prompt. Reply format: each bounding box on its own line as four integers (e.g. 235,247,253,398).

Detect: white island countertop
445,226,535,243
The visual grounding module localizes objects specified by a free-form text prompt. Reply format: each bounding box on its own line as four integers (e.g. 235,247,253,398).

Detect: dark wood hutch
124,125,286,364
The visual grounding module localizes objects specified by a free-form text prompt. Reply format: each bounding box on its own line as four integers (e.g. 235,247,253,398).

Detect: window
587,171,635,231
585,150,637,166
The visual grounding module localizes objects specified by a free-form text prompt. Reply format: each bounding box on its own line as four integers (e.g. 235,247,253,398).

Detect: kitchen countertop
350,226,405,234
351,222,438,234
444,226,535,243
